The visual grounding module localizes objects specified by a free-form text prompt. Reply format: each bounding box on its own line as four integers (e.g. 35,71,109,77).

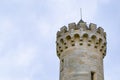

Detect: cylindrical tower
56,20,107,80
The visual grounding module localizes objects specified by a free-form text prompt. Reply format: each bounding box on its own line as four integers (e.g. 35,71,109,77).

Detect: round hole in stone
71,40,74,42
100,49,102,52
65,46,68,49
88,44,91,46
60,50,63,52
96,42,99,44
94,46,97,48
79,43,83,45
80,39,83,41
88,40,91,42
72,44,75,46
58,53,60,57
59,47,61,49
64,43,66,45
101,46,104,48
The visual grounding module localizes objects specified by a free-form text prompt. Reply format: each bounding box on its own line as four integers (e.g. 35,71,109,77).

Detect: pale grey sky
0,0,119,80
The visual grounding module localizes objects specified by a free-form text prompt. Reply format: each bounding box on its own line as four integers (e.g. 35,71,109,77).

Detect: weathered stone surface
56,20,107,80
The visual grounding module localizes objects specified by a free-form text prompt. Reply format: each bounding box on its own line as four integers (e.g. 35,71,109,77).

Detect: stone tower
56,19,107,80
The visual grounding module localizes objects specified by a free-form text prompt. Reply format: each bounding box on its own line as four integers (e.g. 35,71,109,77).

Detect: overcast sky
0,0,119,80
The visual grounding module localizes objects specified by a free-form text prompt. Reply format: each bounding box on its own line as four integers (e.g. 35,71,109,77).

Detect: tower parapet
56,21,107,59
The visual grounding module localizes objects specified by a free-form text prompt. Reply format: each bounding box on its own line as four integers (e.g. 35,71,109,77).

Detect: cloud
37,20,51,37
15,44,37,66
0,43,42,80
0,18,13,32
98,0,111,4
0,43,37,67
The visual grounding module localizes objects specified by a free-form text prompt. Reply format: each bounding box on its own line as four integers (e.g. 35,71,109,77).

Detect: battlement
56,21,107,59
57,22,106,39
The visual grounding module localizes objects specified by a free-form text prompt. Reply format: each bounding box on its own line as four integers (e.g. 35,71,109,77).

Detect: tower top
56,21,107,58
78,19,84,25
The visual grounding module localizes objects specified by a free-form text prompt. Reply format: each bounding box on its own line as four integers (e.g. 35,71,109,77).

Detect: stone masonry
56,20,107,80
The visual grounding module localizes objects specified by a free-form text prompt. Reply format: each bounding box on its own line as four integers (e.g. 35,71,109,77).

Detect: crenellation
103,32,106,39
57,31,61,38
97,27,104,35
57,24,106,42
77,22,87,31
68,23,76,30
89,23,97,31
60,26,67,33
